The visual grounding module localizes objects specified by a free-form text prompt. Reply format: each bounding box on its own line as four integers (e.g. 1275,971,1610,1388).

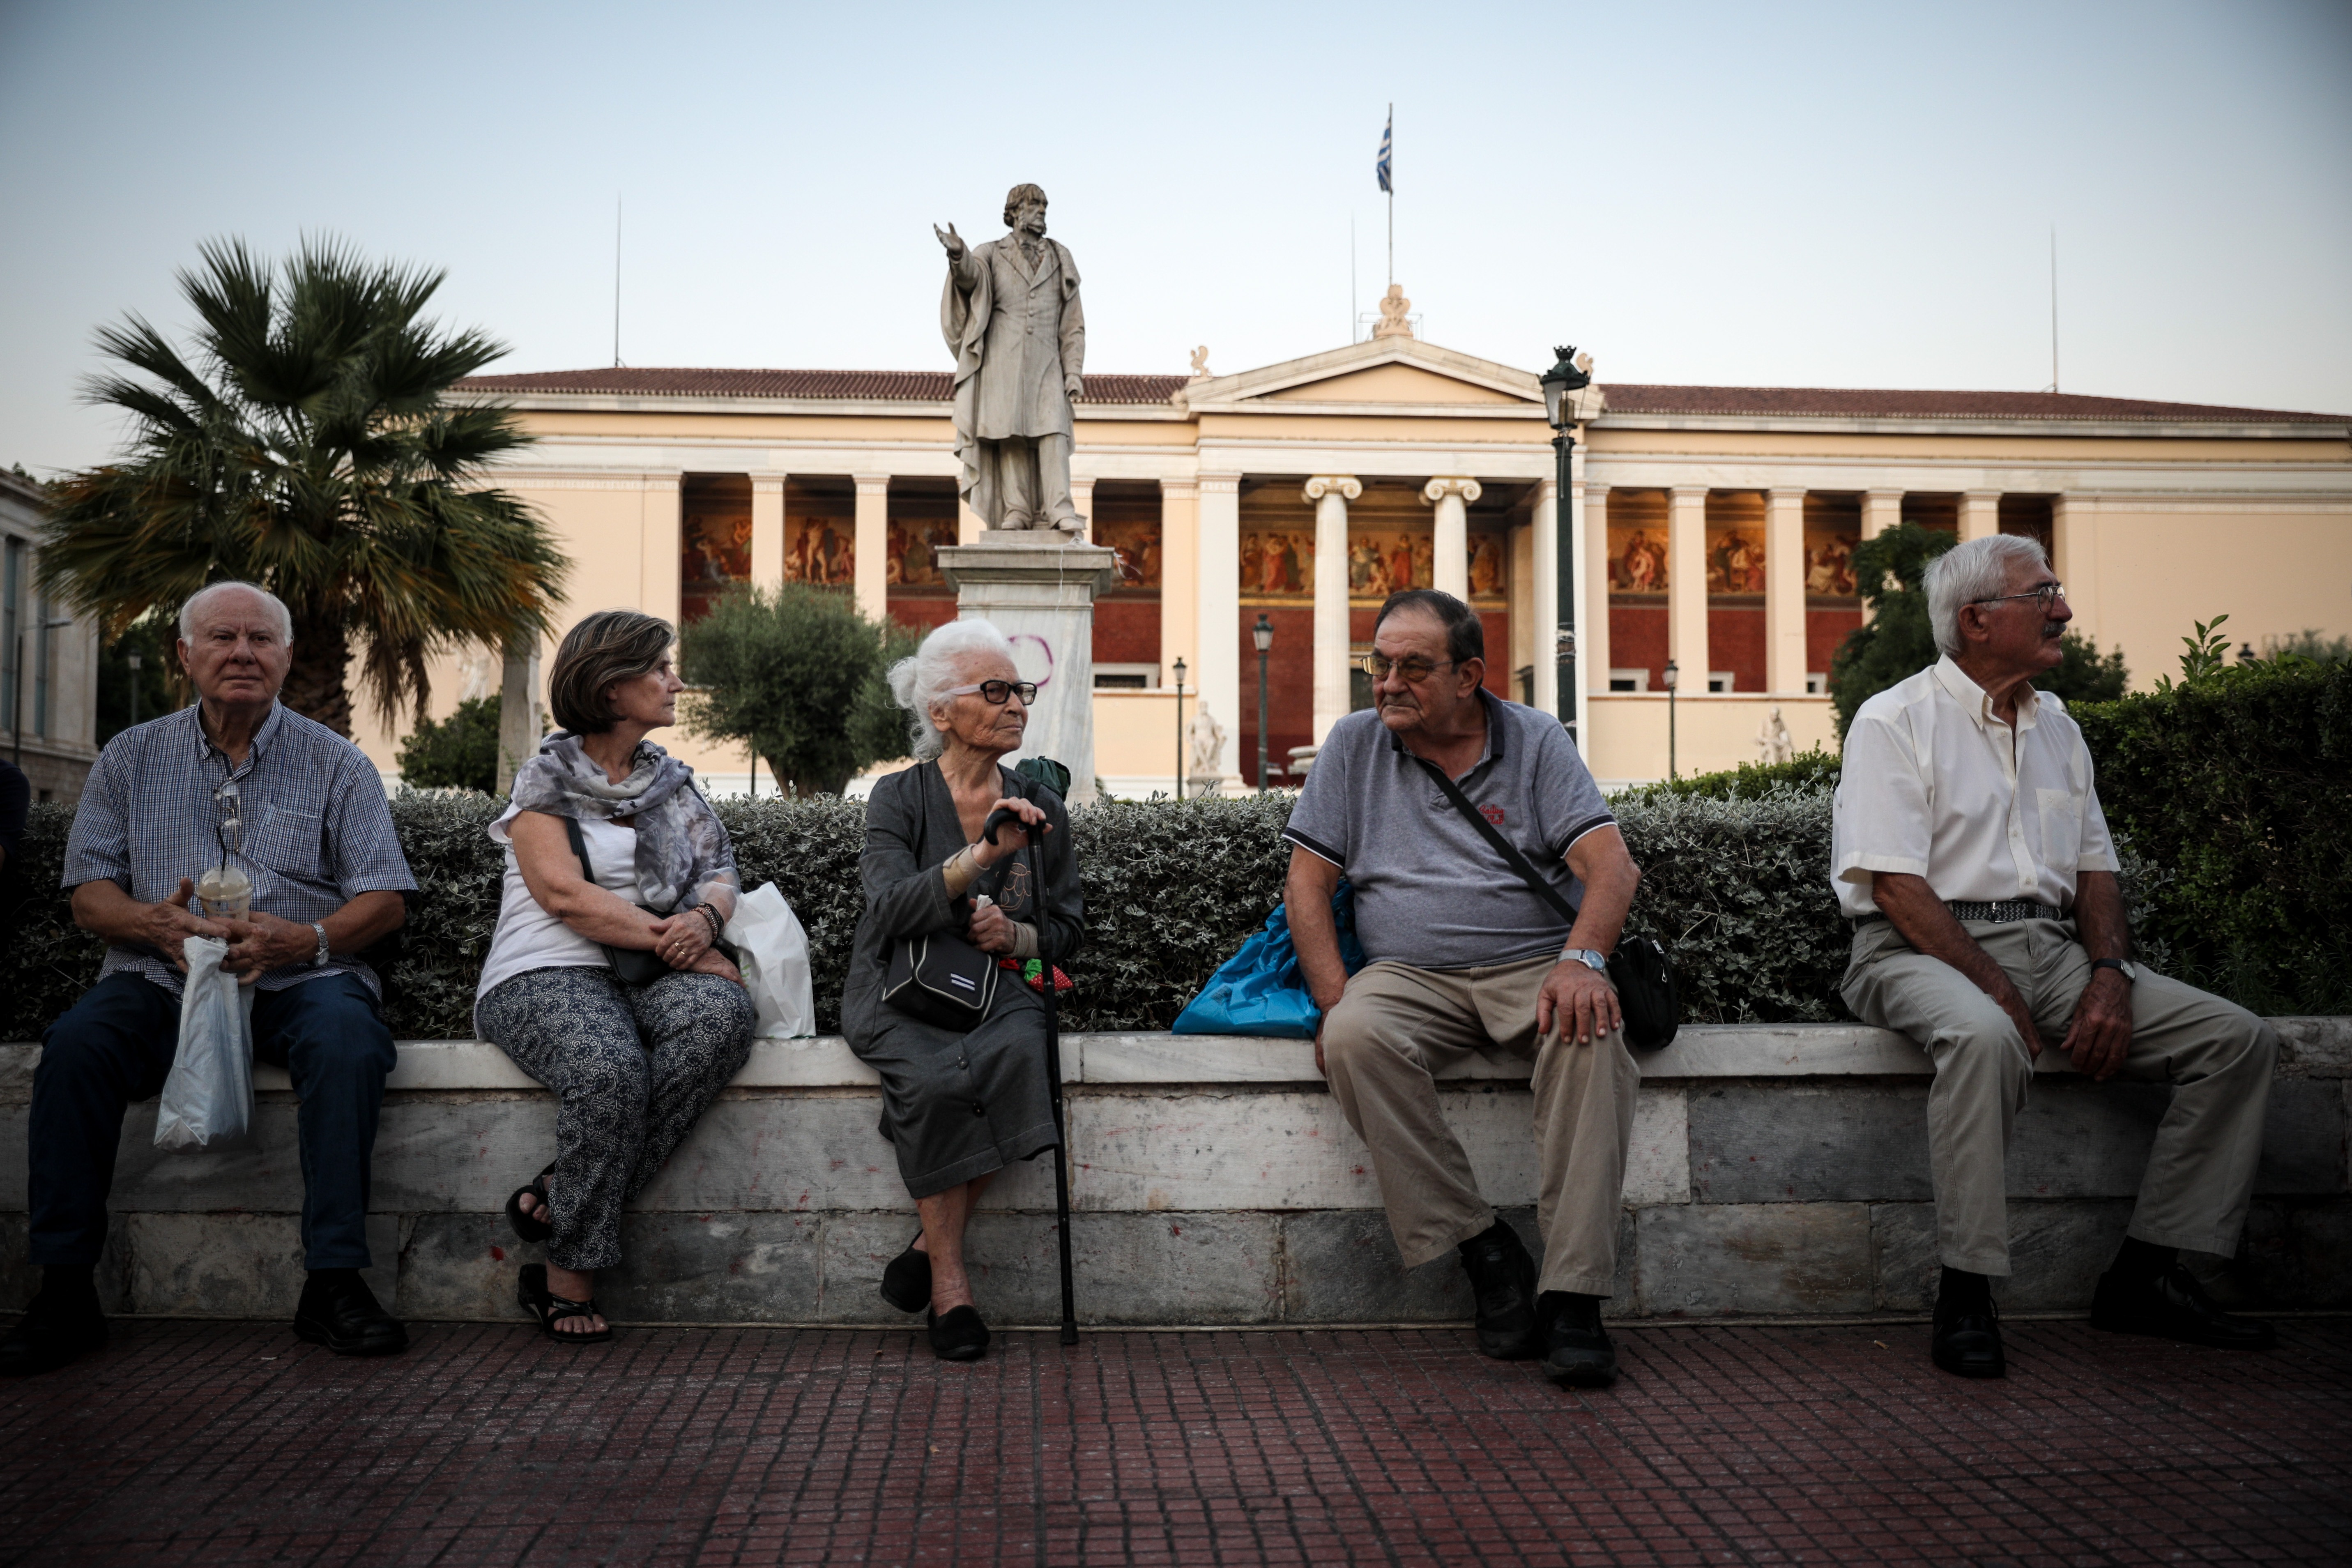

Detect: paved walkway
0,1316,2344,1566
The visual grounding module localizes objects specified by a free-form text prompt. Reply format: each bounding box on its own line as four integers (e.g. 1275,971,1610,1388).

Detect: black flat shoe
0,1298,107,1378
927,1304,990,1361
517,1263,612,1345
2091,1264,2275,1351
1537,1291,1618,1388
880,1232,930,1314
293,1269,409,1357
1458,1221,1540,1360
505,1163,556,1244
1931,1296,2005,1379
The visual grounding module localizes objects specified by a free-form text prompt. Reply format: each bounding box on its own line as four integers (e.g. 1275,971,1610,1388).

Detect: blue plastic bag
1171,881,1367,1037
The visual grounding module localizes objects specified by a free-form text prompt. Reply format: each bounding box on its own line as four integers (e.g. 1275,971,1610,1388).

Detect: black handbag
1414,759,1680,1050
881,920,1001,1030
562,815,674,988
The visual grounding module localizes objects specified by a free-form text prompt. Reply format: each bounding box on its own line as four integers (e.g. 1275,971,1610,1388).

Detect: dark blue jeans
30,971,397,1271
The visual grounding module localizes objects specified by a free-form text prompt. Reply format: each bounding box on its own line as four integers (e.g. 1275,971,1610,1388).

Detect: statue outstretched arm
935,223,982,290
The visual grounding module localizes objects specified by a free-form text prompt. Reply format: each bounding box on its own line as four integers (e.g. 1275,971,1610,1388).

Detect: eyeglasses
946,679,1037,707
1358,653,1456,684
1971,582,2067,614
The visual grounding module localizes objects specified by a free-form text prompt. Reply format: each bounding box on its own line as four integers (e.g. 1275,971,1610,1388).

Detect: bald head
179,581,292,645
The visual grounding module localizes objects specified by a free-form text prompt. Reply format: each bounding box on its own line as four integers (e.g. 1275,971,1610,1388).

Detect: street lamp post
1663,658,1680,782
1538,345,1593,746
1251,615,1273,793
1172,656,1188,799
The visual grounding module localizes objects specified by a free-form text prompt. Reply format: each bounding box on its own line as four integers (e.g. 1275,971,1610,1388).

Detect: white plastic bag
722,882,816,1038
154,935,255,1151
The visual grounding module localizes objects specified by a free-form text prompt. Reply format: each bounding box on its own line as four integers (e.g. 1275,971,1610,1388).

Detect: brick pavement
0,1316,2345,1566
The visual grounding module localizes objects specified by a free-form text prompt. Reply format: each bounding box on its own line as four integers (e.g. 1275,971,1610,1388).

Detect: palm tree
38,237,568,737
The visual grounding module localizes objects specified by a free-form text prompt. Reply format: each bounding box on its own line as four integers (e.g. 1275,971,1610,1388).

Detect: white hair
1924,534,2049,657
888,617,1020,761
178,580,293,645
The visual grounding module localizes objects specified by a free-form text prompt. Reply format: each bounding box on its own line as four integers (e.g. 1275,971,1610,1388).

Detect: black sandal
517,1263,611,1345
880,1230,930,1313
504,1164,556,1244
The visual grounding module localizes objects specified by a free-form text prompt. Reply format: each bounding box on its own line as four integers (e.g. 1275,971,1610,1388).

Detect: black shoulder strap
560,814,598,886
1411,757,1581,926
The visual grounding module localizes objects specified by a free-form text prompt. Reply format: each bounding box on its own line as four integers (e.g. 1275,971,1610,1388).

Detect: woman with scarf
473,610,755,1342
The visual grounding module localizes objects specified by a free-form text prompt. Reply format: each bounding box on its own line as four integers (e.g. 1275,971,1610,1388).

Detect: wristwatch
1561,947,1608,974
310,922,331,968
2090,958,2138,983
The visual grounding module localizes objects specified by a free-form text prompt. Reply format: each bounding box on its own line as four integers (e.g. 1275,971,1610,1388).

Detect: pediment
1181,336,1546,413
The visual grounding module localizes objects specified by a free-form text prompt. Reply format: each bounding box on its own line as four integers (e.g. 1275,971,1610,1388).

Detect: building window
1093,663,1158,690
1707,671,1735,694
1804,672,1827,695
1607,668,1650,693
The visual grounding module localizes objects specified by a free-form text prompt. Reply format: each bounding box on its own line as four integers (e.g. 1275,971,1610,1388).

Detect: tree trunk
282,608,354,737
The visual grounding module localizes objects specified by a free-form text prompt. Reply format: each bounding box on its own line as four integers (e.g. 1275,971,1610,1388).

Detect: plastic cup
196,864,253,922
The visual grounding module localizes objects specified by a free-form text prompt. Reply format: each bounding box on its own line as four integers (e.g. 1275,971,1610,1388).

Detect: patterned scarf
507,734,740,912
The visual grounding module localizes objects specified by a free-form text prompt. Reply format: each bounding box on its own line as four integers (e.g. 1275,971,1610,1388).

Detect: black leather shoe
0,1296,107,1378
1931,1295,2006,1379
2091,1264,2275,1351
293,1270,409,1357
927,1304,990,1362
1537,1291,1618,1388
880,1232,931,1314
1458,1222,1540,1360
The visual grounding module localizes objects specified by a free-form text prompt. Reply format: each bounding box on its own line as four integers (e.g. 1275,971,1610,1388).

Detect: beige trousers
1321,955,1640,1296
1841,918,2276,1276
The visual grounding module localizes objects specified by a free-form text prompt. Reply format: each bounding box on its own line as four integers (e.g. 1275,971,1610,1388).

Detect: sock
1938,1266,1993,1308
2110,1236,2177,1284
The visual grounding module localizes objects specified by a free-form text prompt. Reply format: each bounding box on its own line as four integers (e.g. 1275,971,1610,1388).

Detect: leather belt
1855,899,2065,928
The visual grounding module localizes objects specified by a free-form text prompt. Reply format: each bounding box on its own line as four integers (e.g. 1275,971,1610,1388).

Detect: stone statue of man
936,184,1087,532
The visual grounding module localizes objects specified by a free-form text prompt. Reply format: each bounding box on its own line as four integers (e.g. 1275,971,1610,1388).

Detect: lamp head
1539,344,1591,431
1173,656,1187,687
1252,614,1274,654
1663,658,1679,691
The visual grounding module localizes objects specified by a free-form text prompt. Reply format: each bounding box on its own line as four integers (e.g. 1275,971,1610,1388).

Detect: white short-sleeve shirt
1830,656,2119,919
474,806,647,1002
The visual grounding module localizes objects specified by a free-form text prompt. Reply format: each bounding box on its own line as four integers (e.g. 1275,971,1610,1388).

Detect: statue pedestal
940,536,1117,805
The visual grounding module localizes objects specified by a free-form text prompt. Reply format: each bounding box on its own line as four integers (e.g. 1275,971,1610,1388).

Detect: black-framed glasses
946,679,1037,707
1972,581,2067,614
1358,653,1455,684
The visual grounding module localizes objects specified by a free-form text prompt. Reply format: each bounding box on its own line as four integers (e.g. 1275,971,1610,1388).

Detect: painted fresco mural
1803,525,1860,598
1237,524,1496,600
1466,532,1507,600
886,518,959,587
1345,530,1433,599
1239,529,1314,596
1608,525,1669,595
785,516,854,587
680,503,751,621
1095,517,1162,591
1705,527,1767,595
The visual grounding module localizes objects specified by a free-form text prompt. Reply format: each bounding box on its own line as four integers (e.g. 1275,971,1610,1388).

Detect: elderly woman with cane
843,618,1083,1361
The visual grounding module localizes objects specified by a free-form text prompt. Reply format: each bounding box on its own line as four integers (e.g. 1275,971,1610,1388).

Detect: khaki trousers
1321,955,1640,1296
1841,918,2277,1276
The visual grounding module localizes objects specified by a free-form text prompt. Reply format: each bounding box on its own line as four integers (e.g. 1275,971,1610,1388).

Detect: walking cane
990,801,1080,1345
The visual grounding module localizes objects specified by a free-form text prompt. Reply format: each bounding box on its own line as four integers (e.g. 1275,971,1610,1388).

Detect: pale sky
4,0,2348,477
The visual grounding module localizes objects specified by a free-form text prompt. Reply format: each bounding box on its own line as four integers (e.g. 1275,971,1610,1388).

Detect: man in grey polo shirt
1285,589,1643,1388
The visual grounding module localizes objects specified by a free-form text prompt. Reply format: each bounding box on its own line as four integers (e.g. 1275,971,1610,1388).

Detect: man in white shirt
1834,535,2277,1379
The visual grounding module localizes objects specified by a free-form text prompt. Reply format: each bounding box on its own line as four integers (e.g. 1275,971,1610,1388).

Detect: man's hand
1537,959,1622,1046
1993,978,2046,1060
649,910,715,971
967,900,1017,955
134,879,225,974
935,222,965,262
2060,968,2133,1081
220,910,315,984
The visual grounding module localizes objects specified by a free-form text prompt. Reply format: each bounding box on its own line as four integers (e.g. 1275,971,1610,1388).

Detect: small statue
1187,701,1227,793
1372,283,1413,339
1756,704,1795,764
1189,345,1213,380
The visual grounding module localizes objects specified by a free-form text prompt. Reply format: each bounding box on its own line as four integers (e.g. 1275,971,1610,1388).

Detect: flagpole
1386,102,1394,288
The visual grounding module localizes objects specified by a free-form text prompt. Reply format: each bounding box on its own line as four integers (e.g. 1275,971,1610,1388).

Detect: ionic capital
1420,476,1482,506
1303,475,1362,503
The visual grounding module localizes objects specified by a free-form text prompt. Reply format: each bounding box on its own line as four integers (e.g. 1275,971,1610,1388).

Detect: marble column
2051,493,2097,642
750,475,786,591
1304,475,1362,742
854,474,890,624
1069,477,1096,541
1194,474,1243,794
1861,488,1903,540
1766,488,1807,694
642,473,683,626
1158,479,1198,690
1668,486,1710,687
1422,477,1482,599
1531,477,1559,716
1581,484,1611,701
1961,489,2001,542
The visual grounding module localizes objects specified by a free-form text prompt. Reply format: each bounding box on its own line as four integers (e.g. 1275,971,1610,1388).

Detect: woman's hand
686,946,743,986
969,795,1049,869
649,909,716,970
967,900,1018,955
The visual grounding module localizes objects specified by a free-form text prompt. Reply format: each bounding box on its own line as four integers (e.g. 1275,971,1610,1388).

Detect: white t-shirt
474,805,647,1002
1831,656,2119,919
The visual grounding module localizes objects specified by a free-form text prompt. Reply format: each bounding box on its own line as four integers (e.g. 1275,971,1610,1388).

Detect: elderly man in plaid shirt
1,583,415,1376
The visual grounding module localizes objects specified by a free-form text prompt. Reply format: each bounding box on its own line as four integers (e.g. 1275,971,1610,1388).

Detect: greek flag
1376,111,1392,193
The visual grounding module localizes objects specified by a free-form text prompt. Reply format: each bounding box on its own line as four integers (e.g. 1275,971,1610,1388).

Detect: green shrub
1616,746,1842,803
395,696,502,792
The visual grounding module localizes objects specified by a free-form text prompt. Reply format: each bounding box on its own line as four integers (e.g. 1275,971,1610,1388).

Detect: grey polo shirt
1282,692,1616,969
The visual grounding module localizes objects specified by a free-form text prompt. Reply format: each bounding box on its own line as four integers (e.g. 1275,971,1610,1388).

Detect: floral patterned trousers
477,965,756,1272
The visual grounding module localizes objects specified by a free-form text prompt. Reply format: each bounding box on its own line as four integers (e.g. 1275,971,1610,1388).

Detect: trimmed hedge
6,788,1869,1041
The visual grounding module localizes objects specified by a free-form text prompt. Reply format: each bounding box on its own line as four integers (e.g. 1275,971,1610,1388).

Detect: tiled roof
1597,384,2344,424
455,367,1190,404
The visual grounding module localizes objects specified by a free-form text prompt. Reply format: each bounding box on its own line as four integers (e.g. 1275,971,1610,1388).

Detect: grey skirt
842,968,1059,1199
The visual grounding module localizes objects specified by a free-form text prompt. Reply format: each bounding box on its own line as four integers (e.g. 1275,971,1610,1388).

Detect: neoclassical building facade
355,329,2352,792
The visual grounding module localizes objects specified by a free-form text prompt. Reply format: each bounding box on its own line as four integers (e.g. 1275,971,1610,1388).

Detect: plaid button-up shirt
62,701,416,997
